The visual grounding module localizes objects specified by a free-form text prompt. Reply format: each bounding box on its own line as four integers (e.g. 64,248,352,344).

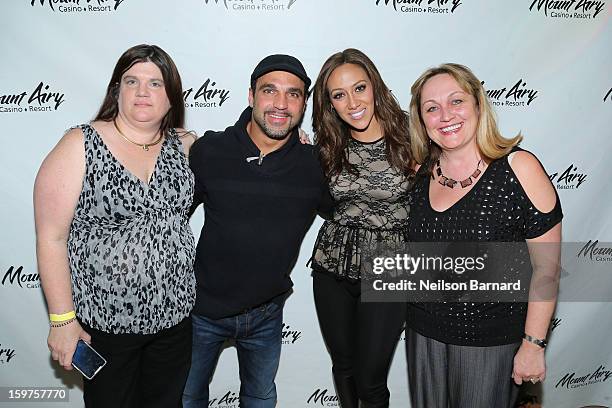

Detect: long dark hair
312,48,414,178
94,44,185,133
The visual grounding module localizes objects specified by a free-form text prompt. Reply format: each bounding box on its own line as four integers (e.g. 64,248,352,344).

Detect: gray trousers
405,328,521,408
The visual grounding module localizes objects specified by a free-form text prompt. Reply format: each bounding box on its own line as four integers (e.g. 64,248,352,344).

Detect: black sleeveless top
406,148,562,346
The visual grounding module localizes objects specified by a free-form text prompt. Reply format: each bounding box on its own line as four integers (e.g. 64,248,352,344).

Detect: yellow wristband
49,311,76,322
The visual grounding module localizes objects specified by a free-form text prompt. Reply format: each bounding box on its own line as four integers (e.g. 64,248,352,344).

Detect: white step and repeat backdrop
1,1,611,407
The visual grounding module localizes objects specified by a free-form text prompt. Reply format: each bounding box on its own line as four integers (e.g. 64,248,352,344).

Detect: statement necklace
113,119,163,151
435,159,483,189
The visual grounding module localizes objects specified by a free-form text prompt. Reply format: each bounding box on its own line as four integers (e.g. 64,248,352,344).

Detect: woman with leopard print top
34,44,196,407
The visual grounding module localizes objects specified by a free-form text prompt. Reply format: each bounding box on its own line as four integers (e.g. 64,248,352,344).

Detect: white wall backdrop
1,1,611,407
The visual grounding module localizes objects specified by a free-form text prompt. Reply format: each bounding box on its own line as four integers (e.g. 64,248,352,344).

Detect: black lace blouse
311,137,413,280
406,148,563,346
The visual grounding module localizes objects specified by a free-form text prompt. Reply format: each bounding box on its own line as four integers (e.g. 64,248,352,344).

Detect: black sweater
189,107,331,319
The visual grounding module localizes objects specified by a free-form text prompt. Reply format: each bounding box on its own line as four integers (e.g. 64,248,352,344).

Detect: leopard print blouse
67,124,196,334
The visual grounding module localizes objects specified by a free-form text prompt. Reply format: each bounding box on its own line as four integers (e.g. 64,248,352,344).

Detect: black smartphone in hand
71,339,106,380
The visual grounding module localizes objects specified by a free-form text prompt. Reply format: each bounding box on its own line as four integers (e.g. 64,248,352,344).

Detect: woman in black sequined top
309,49,415,408
405,63,562,408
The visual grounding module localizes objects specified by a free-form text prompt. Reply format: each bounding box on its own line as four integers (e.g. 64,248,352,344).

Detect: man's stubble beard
253,111,297,140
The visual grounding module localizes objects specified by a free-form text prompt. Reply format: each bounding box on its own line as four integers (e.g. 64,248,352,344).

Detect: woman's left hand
512,340,546,385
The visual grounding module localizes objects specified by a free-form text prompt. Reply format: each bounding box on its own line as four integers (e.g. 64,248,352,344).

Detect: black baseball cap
250,54,311,91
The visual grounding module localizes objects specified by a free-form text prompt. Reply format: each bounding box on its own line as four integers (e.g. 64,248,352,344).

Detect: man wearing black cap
183,55,331,408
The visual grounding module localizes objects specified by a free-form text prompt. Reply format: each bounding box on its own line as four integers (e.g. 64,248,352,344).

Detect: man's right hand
299,128,312,145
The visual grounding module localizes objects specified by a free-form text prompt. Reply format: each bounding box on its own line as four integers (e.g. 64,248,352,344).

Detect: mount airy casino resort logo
183,79,230,110
529,0,606,19
555,365,612,389
281,322,302,345
307,388,339,407
209,390,239,408
0,343,17,364
375,0,463,14
2,266,40,289
481,79,539,108
551,317,562,331
202,0,298,12
548,164,587,190
30,0,128,13
577,240,612,263
0,82,65,113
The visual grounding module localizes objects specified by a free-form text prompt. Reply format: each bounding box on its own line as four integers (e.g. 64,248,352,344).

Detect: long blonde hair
409,63,522,170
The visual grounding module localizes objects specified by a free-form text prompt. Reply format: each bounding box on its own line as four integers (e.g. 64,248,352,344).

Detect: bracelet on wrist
49,310,76,323
50,317,76,328
523,333,547,348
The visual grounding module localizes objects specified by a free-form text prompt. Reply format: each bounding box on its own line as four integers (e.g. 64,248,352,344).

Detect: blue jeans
182,301,283,408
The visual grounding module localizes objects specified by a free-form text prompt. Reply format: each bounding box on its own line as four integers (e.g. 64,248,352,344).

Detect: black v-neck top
406,147,563,346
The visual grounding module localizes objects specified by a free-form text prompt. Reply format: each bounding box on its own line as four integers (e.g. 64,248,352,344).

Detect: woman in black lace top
310,49,415,408
405,63,562,408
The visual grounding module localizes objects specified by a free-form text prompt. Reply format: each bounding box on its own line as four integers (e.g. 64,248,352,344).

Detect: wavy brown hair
409,63,522,173
94,44,185,133
312,49,414,178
